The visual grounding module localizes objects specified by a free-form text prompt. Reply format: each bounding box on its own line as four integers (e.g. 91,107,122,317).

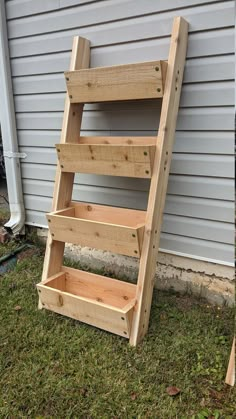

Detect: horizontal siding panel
17,130,234,155
6,0,92,19
22,179,234,223
162,214,234,244
15,107,235,131
13,81,235,112
10,28,235,76
7,2,234,40
165,195,234,223
12,55,235,95
20,147,234,178
6,0,223,20
24,207,235,264
160,233,234,264
21,167,234,201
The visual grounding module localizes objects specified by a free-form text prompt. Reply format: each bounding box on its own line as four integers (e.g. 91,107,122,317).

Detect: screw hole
69,95,72,99
175,87,177,91
52,233,55,237
38,289,41,293
143,151,148,156
157,88,161,93
142,324,145,329
42,303,45,306
153,245,155,249
166,151,168,155
145,170,149,175
144,309,147,313
155,66,159,71
177,70,180,75
66,77,69,81
132,234,136,238
61,165,64,169
134,250,138,254
121,317,125,321
124,331,127,335
48,219,51,223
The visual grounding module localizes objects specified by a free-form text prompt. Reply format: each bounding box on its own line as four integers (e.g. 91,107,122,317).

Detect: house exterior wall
4,0,235,265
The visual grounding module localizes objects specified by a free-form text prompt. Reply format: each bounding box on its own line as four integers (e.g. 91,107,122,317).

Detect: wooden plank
129,17,189,345
225,337,235,386
56,143,155,178
65,60,167,102
37,267,136,337
47,204,145,257
69,202,146,226
78,136,157,145
61,266,136,309
41,36,90,286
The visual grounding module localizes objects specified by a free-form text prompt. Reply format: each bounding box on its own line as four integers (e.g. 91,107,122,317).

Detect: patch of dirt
17,248,38,262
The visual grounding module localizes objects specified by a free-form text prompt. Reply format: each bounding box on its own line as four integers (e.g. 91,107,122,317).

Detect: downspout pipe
0,0,25,235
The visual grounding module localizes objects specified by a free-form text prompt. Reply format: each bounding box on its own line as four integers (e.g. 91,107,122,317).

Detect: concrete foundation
37,228,235,307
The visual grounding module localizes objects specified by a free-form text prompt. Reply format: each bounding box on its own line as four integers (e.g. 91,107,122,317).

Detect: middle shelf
47,202,146,257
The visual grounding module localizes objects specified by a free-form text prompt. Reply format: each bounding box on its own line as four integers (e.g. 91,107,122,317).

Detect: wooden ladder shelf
37,17,188,345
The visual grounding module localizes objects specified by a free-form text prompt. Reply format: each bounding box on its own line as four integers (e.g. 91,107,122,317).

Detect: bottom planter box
37,266,136,338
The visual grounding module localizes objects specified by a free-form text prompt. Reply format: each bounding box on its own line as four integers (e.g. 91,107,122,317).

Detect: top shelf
65,60,167,103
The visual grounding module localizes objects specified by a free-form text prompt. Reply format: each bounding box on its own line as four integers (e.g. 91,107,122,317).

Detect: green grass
0,240,235,418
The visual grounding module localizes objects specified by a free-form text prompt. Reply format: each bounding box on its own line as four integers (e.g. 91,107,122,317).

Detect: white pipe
0,0,25,234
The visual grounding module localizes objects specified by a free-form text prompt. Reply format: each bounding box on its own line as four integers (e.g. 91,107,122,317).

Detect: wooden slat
225,337,235,386
56,143,155,178
78,136,157,145
129,17,189,345
37,267,136,337
41,36,90,284
65,61,167,102
70,202,146,226
47,203,146,257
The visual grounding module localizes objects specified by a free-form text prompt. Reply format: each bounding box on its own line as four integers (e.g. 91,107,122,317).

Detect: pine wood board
65,60,167,102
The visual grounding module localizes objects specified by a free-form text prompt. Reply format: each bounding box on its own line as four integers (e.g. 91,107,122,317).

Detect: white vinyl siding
5,0,235,265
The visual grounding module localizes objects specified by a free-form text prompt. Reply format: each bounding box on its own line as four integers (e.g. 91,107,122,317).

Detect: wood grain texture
78,136,157,145
129,17,189,345
225,337,235,386
65,60,167,102
41,36,90,284
37,266,136,337
47,202,146,257
56,143,155,178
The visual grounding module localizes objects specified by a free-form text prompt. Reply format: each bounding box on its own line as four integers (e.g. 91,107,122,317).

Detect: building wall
4,0,235,265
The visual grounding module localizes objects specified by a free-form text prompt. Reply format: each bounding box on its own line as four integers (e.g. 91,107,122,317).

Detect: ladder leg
40,37,90,291
129,17,189,345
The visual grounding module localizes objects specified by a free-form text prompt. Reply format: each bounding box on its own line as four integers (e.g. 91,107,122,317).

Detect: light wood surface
37,266,136,337
47,202,145,257
78,136,157,145
225,337,235,386
56,143,155,178
65,60,167,102
40,18,188,343
41,36,90,284
129,17,189,345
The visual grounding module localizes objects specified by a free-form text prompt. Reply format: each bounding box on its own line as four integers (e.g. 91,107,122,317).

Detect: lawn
0,229,235,417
